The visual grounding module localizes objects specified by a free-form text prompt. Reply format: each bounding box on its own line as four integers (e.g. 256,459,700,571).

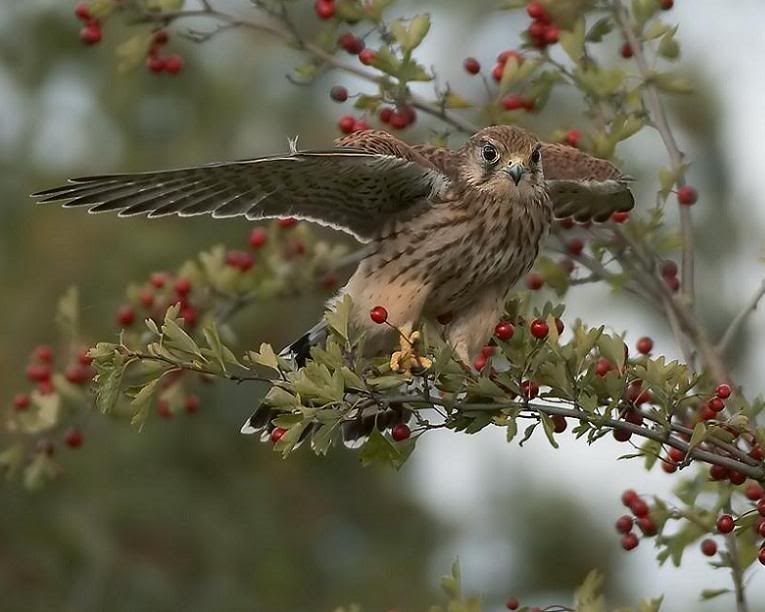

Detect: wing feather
31,138,448,242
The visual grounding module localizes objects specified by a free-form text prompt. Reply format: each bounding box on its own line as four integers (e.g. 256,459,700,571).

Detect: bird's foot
390,330,432,375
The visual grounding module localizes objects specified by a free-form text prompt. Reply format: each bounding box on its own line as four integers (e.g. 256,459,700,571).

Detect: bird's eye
482,144,500,164
530,146,542,164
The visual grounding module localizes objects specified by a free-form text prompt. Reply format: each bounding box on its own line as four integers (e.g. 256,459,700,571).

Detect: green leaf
574,570,606,612
162,317,203,359
598,335,626,370
651,72,694,94
325,295,352,343
506,418,518,443
658,30,680,60
130,378,160,430
638,596,664,612
263,385,299,409
443,92,472,109
700,589,730,601
249,343,280,371
687,422,706,454
559,17,585,62
539,413,560,449
55,286,79,339
391,15,431,53
586,17,613,42
359,429,413,469
94,351,128,415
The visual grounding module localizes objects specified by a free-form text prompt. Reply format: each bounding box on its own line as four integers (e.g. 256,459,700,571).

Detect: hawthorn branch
611,0,695,304
137,4,478,134
123,350,272,384
717,279,765,357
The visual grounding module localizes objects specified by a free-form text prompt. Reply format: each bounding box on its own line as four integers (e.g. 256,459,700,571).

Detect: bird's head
457,125,545,199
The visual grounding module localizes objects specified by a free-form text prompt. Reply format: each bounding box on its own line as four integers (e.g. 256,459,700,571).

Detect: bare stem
717,280,765,357
723,499,751,612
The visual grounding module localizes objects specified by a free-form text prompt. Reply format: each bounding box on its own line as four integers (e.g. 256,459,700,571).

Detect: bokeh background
2,1,765,610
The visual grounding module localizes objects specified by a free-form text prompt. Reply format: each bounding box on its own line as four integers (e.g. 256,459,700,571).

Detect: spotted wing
31,132,448,242
541,143,634,222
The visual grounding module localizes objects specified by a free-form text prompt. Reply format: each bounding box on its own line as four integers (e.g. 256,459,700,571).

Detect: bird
31,125,634,441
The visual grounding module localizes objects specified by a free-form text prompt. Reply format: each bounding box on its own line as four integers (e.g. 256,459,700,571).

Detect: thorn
288,135,299,155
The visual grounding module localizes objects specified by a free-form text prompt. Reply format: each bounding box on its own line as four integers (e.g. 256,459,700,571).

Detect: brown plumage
31,126,634,437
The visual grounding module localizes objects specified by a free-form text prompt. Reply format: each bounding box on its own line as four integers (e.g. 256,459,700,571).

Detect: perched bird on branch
31,125,634,440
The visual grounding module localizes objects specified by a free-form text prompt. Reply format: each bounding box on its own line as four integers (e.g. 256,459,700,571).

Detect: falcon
31,126,633,436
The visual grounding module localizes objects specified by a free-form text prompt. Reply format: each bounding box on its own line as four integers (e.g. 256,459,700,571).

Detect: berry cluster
660,259,680,292
75,2,102,46
616,489,657,551
119,272,199,331
145,30,184,76
525,2,560,49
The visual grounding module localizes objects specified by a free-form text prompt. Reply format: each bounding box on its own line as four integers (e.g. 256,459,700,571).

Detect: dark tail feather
341,402,411,449
240,320,329,437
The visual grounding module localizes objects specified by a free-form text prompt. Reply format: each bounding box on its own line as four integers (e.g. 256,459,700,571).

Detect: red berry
180,306,198,328
612,211,629,223
756,499,765,518
752,446,764,461
709,464,729,480
716,514,735,534
526,271,543,290
596,358,614,377
630,498,650,517
660,0,673,8
38,380,55,395
759,521,765,538
521,380,539,400
352,119,369,133
708,397,725,412
700,539,717,557
667,446,684,463
746,482,764,501
158,400,173,419
554,318,564,334
621,532,639,551
497,50,522,64
664,274,680,292
12,393,31,411
564,129,581,148
491,63,505,82
226,250,255,271
314,0,335,20
26,363,51,383
358,48,376,65
34,345,54,363
495,321,514,341
506,598,519,611
528,21,547,41
74,2,91,21
620,42,633,58
270,427,287,444
184,395,200,414
370,306,388,324
249,227,268,249
715,383,732,399
147,56,166,73
117,305,135,327
544,25,560,44
338,115,356,134
637,517,657,536
463,57,481,74
80,23,102,46
150,272,167,288
759,548,765,566
473,353,488,372
389,112,409,130
729,470,746,485
338,33,364,54
152,30,169,46
621,489,639,507
174,277,192,296
65,428,84,449
378,107,394,123
526,1,550,22
559,257,575,275
330,85,348,102
529,318,549,339
392,423,411,442
677,185,698,205
636,336,653,355
615,515,633,534
613,428,632,442
661,260,678,278
661,460,677,474
277,217,298,229
551,414,567,433
64,364,93,385
164,54,183,75
502,95,526,111
567,238,584,256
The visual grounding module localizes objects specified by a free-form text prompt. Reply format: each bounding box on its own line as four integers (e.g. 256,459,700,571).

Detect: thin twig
723,499,751,612
717,280,765,356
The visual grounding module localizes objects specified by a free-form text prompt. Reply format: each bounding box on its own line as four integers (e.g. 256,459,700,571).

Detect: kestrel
31,126,634,438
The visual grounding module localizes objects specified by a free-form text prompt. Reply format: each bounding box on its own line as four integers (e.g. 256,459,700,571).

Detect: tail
240,320,329,437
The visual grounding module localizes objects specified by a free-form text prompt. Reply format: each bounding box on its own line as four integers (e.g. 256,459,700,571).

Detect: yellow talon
389,329,431,375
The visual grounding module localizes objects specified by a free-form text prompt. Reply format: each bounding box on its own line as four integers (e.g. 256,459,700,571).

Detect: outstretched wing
412,141,634,222
31,131,448,242
541,143,634,222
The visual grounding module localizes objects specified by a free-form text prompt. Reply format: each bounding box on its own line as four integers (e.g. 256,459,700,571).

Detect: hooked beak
503,163,525,186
